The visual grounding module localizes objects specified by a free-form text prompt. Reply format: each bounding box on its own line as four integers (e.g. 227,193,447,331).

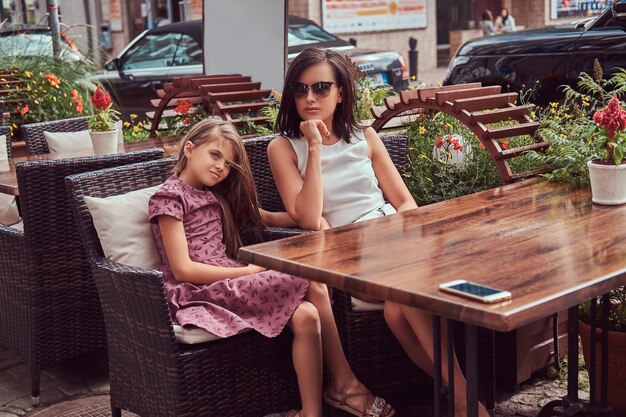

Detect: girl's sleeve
149,184,185,223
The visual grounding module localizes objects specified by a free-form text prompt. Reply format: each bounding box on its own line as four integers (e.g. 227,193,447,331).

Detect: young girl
268,47,490,417
148,119,394,417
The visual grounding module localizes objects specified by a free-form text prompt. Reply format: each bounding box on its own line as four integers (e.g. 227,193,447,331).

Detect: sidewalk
1,341,590,417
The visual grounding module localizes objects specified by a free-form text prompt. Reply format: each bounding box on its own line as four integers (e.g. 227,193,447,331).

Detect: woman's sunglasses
293,81,335,99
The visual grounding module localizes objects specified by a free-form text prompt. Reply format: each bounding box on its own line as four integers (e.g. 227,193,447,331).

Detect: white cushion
0,134,8,160
0,193,20,226
44,130,93,153
84,185,162,271
351,296,384,312
173,325,251,344
10,220,23,232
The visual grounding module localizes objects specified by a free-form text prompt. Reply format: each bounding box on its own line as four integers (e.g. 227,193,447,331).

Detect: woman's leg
384,302,490,417
287,300,324,417
304,282,394,415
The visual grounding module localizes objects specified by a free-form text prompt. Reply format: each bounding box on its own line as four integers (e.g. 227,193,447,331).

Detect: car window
172,33,202,66
122,32,182,70
288,23,337,47
0,33,79,59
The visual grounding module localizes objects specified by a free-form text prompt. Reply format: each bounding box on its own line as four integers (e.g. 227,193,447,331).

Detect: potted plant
578,288,626,414
88,85,120,154
587,95,626,205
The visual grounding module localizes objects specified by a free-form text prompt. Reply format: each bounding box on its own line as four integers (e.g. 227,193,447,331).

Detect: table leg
448,321,456,417
465,323,479,417
537,298,616,417
433,315,442,417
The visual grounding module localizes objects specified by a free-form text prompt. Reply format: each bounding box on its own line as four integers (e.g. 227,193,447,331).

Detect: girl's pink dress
148,174,309,338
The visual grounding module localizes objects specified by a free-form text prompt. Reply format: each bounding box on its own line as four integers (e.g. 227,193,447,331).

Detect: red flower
19,105,29,116
75,98,83,114
70,89,79,99
183,117,191,125
435,136,444,148
478,141,486,149
593,94,626,139
501,140,510,150
175,99,193,115
451,139,463,151
91,86,112,112
44,73,59,87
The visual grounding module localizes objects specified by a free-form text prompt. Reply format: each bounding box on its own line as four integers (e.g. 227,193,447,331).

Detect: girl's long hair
173,119,264,259
277,47,360,143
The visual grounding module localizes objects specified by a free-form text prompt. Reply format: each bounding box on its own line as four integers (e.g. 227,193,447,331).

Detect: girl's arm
260,208,297,228
267,120,330,231
364,127,418,212
158,215,265,284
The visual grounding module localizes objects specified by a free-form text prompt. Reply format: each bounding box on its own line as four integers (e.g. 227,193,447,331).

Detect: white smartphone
439,280,512,303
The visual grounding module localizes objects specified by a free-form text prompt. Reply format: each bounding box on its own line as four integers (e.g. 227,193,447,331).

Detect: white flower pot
587,160,626,205
89,130,119,155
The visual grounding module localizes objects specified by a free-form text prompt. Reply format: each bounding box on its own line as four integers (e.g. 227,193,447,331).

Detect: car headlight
447,55,470,76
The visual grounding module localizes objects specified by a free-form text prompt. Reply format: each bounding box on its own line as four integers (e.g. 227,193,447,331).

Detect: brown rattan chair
21,116,90,155
65,158,300,417
0,148,164,406
244,134,496,409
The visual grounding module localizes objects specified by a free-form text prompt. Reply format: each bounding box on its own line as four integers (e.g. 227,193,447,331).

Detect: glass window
122,32,182,70
172,33,201,66
288,23,337,47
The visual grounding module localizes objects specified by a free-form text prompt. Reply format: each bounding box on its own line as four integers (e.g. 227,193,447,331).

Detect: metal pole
409,36,418,80
46,0,61,59
146,0,154,29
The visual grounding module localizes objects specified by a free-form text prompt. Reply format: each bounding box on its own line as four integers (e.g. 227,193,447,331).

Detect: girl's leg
304,282,394,415
385,302,490,417
287,300,324,417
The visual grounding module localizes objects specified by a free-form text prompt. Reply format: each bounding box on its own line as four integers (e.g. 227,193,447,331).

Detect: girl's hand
245,264,267,275
300,119,330,147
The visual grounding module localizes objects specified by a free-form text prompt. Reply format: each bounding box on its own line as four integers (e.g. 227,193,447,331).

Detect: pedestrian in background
480,10,496,36
495,7,516,32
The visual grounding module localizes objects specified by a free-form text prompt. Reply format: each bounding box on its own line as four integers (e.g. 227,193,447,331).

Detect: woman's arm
268,120,330,230
158,215,265,284
364,127,418,212
260,209,297,228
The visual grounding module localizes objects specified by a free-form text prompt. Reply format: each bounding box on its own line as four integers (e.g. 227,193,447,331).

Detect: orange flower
478,141,486,149
75,98,83,113
44,73,60,87
501,140,510,150
19,105,29,116
175,99,193,115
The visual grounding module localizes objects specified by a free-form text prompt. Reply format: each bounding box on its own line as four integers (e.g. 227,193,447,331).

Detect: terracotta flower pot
587,160,626,205
578,319,626,415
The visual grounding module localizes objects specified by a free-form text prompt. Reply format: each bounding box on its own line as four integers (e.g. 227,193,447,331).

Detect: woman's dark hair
501,8,509,24
482,9,493,21
277,47,360,143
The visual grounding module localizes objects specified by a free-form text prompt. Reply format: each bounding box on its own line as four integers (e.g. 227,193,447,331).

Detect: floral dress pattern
148,174,309,338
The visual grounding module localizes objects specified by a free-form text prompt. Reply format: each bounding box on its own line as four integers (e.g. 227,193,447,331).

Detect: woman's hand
260,209,297,228
299,119,330,147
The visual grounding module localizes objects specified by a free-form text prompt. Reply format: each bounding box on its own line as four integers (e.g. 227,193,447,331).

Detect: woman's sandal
323,385,395,417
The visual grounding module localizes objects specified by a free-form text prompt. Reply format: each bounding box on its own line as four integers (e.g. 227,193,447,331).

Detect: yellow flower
123,121,131,127
530,111,536,119
24,71,32,78
554,116,561,122
550,102,558,108
410,75,416,81
130,113,138,119
550,108,556,114
563,113,571,119
419,153,428,160
418,126,426,135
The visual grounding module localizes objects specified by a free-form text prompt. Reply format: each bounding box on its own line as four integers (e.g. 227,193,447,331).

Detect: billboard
550,0,611,19
322,0,427,34
203,0,287,91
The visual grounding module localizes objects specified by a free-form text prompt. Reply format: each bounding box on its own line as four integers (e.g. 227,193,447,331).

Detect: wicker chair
0,148,164,406
21,116,90,155
65,158,300,417
244,134,496,408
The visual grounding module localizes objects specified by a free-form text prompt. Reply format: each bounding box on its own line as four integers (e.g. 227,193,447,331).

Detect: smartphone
439,280,511,303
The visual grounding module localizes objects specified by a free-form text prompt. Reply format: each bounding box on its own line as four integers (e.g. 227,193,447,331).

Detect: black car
97,16,409,118
444,0,626,105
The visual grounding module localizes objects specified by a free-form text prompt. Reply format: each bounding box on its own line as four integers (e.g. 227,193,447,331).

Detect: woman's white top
288,130,393,227
480,20,496,36
496,15,516,32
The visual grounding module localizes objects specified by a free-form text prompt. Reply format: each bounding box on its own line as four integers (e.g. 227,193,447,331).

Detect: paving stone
58,381,90,398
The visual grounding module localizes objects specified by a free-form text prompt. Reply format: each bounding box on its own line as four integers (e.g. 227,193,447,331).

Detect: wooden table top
239,179,626,332
0,136,181,196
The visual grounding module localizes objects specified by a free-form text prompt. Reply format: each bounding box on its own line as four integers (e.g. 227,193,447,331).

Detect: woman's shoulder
268,134,301,156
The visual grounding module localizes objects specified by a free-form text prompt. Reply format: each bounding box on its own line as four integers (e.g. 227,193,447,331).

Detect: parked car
0,23,85,61
444,0,626,106
96,16,409,118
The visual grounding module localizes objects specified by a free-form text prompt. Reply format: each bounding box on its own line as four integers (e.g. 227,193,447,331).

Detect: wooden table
0,136,181,196
240,179,626,417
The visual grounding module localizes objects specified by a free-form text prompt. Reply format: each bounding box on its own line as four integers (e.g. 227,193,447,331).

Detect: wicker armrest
92,255,163,278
